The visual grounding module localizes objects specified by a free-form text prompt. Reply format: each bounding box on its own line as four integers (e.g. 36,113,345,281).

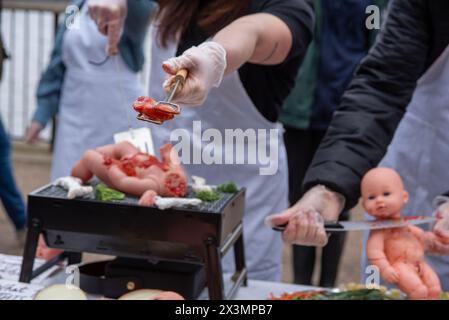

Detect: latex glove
433,196,449,244
265,185,345,247
88,0,127,55
25,122,43,144
162,41,227,106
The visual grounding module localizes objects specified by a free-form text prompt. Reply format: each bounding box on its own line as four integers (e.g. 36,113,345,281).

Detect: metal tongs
137,69,188,125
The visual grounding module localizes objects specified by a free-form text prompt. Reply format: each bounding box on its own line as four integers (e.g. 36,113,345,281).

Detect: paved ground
0,142,364,287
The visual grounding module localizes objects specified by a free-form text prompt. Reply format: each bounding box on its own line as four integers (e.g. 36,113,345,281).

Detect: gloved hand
265,185,345,247
25,122,43,144
433,196,449,244
88,0,127,55
162,41,227,106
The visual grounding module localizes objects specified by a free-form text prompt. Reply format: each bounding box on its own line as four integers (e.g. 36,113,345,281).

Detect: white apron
361,44,449,290
51,3,143,180
149,31,289,281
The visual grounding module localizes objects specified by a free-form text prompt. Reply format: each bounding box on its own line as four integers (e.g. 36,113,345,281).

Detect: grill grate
32,182,236,214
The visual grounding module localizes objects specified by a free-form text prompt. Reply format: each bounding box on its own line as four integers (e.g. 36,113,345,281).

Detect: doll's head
361,167,409,219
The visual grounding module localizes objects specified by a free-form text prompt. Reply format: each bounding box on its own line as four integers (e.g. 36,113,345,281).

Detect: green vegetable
95,184,125,202
306,289,397,300
217,182,238,193
195,190,220,202
441,292,449,300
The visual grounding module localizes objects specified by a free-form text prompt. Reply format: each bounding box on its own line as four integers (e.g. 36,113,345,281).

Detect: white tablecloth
0,254,323,300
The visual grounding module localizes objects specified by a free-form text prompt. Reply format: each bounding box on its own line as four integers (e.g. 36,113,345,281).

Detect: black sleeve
302,0,431,210
251,0,315,61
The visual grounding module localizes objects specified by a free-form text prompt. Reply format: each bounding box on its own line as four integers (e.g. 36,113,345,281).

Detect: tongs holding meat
134,69,188,125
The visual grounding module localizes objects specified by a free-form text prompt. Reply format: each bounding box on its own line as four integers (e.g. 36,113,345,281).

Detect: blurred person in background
280,0,388,288
0,0,27,243
268,0,449,290
26,0,155,180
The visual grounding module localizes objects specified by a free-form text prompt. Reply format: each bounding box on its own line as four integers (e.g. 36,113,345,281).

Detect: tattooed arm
213,13,296,74
161,2,313,106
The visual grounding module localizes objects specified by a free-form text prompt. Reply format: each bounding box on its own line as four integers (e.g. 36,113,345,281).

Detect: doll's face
361,168,409,219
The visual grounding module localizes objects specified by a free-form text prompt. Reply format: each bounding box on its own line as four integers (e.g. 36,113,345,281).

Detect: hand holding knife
273,216,437,233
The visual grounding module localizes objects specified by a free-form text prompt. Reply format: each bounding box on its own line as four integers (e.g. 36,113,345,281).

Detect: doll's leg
112,141,139,159
138,190,158,206
393,262,428,300
419,262,442,299
71,149,112,183
36,235,63,261
70,144,117,182
95,144,117,157
95,142,138,159
71,150,97,182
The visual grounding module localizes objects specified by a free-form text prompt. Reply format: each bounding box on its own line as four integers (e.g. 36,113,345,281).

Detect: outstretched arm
213,13,295,73
162,1,313,106
303,0,431,210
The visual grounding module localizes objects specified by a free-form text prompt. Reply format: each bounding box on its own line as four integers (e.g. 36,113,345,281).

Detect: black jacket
303,0,449,210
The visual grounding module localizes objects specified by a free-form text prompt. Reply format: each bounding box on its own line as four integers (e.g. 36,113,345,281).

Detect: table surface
234,280,321,300
0,253,322,300
40,267,321,300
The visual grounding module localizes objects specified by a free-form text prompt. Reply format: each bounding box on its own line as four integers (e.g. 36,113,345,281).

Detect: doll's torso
384,226,425,265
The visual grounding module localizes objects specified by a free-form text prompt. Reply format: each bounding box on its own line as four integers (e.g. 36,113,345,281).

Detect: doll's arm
367,230,399,283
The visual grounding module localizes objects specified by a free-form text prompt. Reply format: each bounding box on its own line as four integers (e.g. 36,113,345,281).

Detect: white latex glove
265,185,345,247
88,0,127,55
433,197,449,244
162,41,227,106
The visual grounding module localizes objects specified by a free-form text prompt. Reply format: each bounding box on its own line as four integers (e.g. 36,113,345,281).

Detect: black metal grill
19,182,248,300
35,183,236,213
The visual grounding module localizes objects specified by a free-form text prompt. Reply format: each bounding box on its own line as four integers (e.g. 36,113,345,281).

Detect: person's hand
88,0,127,55
25,122,43,144
381,266,399,284
162,41,227,106
265,185,345,247
433,199,449,244
426,236,449,255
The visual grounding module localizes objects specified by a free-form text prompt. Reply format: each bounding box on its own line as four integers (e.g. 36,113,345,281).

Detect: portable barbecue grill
19,182,247,300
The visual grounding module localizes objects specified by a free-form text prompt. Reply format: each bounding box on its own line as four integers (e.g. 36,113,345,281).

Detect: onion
34,284,87,300
118,289,163,300
153,291,185,300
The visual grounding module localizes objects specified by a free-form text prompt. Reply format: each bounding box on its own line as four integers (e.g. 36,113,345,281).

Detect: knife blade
272,216,437,233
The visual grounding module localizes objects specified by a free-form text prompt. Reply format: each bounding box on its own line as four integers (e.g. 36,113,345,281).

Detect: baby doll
71,141,187,200
37,141,188,261
362,167,442,299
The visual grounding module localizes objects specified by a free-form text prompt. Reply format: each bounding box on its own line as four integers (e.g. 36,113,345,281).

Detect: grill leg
233,232,247,286
19,218,41,283
205,237,225,300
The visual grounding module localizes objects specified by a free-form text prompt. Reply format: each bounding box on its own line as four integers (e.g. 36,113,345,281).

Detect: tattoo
261,42,279,63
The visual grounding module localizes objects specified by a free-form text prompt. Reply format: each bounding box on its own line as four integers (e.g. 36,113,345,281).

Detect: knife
272,216,437,233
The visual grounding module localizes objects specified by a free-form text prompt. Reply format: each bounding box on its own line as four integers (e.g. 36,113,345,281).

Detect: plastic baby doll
37,141,188,260
362,167,442,300
71,141,187,200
